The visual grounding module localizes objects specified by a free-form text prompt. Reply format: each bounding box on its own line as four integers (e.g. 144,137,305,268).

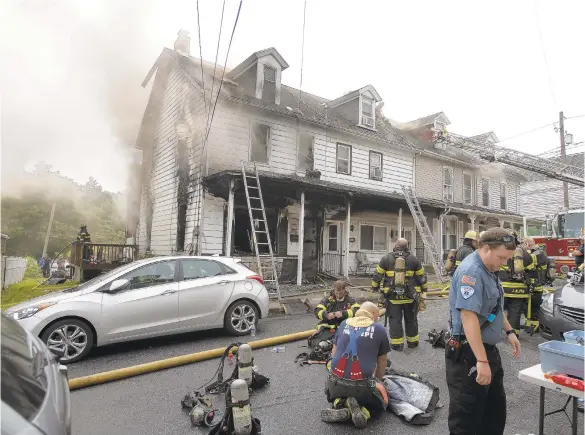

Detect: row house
130,31,534,282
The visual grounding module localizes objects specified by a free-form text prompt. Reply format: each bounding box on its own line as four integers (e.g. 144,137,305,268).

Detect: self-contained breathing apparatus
383,253,407,328
444,249,457,273
181,343,269,434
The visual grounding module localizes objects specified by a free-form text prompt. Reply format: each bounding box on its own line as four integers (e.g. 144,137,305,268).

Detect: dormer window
360,95,375,129
433,120,446,132
263,66,276,103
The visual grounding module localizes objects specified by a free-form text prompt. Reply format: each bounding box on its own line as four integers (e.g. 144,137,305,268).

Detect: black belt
458,337,497,349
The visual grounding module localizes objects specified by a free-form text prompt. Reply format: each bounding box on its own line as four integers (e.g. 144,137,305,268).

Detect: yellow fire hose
68,329,316,391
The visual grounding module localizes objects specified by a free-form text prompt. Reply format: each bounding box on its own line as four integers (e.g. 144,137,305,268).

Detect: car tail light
246,275,264,285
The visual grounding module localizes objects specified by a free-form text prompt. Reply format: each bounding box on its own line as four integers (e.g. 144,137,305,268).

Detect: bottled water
271,346,285,353
250,324,256,337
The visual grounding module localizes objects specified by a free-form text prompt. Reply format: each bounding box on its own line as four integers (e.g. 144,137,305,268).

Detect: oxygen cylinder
444,249,457,272
547,259,557,281
230,379,252,435
237,344,253,387
513,247,525,274
395,256,406,288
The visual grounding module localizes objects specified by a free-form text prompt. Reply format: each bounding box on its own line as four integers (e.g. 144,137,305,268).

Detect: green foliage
1,165,125,258
1,278,79,310
24,256,42,278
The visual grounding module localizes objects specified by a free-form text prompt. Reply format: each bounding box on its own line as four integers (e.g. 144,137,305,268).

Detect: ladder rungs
251,208,264,211
249,197,261,200
247,186,259,189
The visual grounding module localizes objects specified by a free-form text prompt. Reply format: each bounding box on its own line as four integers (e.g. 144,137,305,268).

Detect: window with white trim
262,66,276,103
336,143,351,174
442,218,457,256
360,96,375,129
297,132,314,170
369,151,382,180
463,172,473,204
481,177,490,207
360,225,388,251
251,124,269,163
500,182,507,210
443,167,454,202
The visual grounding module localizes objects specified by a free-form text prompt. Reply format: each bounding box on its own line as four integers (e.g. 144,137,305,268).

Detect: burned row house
128,30,534,283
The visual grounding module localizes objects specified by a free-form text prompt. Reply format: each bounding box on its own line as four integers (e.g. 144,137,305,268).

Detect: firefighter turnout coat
371,250,428,303
314,293,360,330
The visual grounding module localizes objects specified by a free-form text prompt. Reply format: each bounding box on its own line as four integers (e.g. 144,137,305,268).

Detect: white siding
520,180,584,217
200,194,225,254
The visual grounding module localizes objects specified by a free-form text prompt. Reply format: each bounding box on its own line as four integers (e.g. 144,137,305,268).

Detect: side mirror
107,279,129,292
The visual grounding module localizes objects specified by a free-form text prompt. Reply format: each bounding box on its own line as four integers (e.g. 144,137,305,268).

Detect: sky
1,0,583,194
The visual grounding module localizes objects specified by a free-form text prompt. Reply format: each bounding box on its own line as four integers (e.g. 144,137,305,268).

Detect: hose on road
68,329,316,391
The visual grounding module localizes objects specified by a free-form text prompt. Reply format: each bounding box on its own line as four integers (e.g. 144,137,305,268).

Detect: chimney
174,29,191,55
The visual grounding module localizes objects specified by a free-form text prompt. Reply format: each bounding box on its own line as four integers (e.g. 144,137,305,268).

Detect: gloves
371,286,379,293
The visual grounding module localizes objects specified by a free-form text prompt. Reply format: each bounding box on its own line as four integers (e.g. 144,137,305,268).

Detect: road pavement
70,299,583,435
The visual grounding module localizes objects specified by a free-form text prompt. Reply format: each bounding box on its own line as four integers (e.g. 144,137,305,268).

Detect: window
443,167,454,202
433,120,446,131
251,124,269,163
262,66,276,103
327,224,338,252
500,183,507,210
122,261,176,290
442,218,457,255
463,173,473,204
297,132,314,171
182,259,232,280
481,178,490,207
369,151,383,180
360,96,375,128
336,143,352,174
360,225,388,251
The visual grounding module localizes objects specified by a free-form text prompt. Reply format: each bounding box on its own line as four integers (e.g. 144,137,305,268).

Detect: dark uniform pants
503,297,526,333
446,343,506,435
325,374,388,418
530,291,543,321
388,301,418,349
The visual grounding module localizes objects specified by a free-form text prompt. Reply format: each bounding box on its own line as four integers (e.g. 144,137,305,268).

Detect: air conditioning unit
362,116,374,127
443,193,453,202
370,167,382,179
434,142,447,151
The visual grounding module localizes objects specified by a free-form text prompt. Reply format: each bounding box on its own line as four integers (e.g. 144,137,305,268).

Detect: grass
1,278,79,311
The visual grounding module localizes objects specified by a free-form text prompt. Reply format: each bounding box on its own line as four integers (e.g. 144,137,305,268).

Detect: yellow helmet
464,230,479,241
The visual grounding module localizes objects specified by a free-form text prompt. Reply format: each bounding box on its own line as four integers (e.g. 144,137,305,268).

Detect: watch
505,330,516,336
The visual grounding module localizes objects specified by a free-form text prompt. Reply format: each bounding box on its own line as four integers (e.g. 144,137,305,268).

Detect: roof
470,131,499,143
226,47,289,80
418,197,524,218
398,112,451,131
327,85,383,108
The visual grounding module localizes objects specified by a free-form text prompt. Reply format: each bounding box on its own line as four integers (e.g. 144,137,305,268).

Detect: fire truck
533,209,584,274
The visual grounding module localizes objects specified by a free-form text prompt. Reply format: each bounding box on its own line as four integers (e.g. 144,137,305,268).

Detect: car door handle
218,280,230,285
160,289,177,296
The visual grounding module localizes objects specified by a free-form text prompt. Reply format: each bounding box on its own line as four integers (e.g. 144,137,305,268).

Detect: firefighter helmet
464,230,479,241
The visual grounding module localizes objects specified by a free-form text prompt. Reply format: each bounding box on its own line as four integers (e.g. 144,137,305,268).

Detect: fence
1,257,27,289
320,253,344,276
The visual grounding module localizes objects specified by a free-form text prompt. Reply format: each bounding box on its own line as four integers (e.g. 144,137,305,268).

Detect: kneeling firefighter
372,238,428,350
499,230,536,336
444,231,479,276
321,302,390,429
523,237,550,334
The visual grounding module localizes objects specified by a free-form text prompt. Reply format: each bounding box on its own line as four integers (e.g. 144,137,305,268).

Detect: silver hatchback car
6,256,270,363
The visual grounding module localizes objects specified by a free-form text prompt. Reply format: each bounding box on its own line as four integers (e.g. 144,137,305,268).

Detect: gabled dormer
327,85,382,130
470,131,499,144
226,48,289,105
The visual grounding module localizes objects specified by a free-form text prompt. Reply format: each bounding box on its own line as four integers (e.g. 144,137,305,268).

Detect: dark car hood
554,282,584,310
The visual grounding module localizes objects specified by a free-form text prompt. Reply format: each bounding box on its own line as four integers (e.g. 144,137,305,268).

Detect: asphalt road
70,299,583,435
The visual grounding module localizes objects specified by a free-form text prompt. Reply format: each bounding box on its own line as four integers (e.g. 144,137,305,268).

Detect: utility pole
42,203,56,258
559,111,569,208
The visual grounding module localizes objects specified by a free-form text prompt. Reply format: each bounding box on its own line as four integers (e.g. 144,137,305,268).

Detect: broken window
463,173,473,204
500,182,507,210
361,96,375,128
369,151,382,180
360,225,387,251
482,178,490,207
251,124,269,163
262,66,276,103
297,132,314,170
336,143,351,174
443,167,454,202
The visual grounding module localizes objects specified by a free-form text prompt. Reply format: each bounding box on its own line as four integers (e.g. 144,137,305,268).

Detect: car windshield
558,212,584,238
1,315,47,422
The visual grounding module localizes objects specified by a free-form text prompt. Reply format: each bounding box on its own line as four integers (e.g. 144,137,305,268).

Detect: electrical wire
196,0,208,116
206,0,226,138
298,0,307,110
497,121,556,144
533,1,558,111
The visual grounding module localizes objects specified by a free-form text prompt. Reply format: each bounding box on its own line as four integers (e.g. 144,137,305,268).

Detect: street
70,299,583,435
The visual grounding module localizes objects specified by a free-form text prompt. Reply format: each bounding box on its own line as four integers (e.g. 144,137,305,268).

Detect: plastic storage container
563,330,585,346
539,340,585,379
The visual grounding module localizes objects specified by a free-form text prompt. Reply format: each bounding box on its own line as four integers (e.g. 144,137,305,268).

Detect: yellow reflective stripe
316,304,327,310
405,271,415,276
538,265,547,270
414,286,421,292
531,254,537,264
455,261,462,265
533,287,544,292
376,265,386,274
350,303,360,310
406,335,419,343
386,271,395,277
346,309,354,318
389,299,414,304
415,268,425,276
317,323,336,329
502,282,528,289
525,263,536,271
500,266,509,270
504,293,530,299
317,310,325,320
361,407,371,420
391,337,405,344
371,281,379,288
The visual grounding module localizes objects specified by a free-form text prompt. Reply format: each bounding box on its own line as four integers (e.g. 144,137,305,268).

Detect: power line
196,0,207,115
533,1,558,111
497,121,556,144
566,114,585,121
206,0,226,138
298,0,307,110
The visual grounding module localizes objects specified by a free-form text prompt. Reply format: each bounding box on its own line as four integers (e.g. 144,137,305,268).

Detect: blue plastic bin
563,330,585,346
539,340,585,379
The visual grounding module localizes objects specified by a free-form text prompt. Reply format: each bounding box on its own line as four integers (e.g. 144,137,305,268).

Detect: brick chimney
174,29,191,55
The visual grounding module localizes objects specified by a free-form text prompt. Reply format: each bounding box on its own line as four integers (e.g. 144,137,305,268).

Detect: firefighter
314,280,360,331
444,231,479,276
523,237,549,333
76,225,92,261
499,230,536,336
371,238,427,350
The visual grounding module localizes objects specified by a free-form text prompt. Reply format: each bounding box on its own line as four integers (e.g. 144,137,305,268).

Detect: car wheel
40,318,94,364
224,300,259,336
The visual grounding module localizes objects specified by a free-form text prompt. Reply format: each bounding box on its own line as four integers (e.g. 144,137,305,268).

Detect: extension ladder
402,186,447,282
241,162,281,301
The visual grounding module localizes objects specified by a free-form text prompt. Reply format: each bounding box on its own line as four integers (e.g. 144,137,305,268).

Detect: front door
323,221,344,275
100,259,180,342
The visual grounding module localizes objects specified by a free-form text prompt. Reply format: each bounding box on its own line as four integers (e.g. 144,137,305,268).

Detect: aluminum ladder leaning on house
241,162,281,302
402,186,447,283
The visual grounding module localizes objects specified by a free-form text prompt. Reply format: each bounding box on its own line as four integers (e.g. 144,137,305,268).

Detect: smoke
476,162,507,180
0,0,163,199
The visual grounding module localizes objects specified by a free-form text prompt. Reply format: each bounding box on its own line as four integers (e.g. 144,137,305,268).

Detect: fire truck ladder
435,132,584,187
241,162,281,302
402,186,447,282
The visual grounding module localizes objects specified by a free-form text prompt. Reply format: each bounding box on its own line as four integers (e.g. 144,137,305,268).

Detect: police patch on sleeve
461,275,476,286
461,286,475,299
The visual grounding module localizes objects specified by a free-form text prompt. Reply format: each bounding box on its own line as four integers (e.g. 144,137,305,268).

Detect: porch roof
417,197,528,220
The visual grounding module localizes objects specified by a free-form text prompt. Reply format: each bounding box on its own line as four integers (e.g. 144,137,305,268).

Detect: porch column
498,218,505,228
468,214,477,231
344,197,351,278
225,179,235,256
522,216,527,238
297,191,305,286
397,208,403,237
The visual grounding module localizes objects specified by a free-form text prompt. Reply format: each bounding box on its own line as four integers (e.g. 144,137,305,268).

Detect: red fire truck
533,209,584,274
